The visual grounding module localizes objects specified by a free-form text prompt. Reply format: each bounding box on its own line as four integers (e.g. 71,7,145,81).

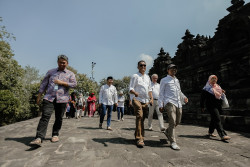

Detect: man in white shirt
129,60,153,147
159,64,188,150
148,74,166,132
99,76,118,130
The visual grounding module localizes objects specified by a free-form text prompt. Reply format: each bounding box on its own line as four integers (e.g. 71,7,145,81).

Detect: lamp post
91,62,96,80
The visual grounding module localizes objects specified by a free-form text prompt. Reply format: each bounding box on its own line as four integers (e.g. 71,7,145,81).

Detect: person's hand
184,97,188,103
222,89,226,94
115,103,118,107
159,107,164,113
99,103,102,107
134,91,139,97
129,101,132,107
201,108,205,112
149,99,153,106
54,79,62,85
54,79,67,86
36,93,41,105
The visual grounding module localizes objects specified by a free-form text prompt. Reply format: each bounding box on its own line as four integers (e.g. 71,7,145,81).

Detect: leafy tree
67,65,77,75
22,65,41,118
0,90,20,125
76,73,98,96
23,65,41,85
0,18,25,125
67,65,99,97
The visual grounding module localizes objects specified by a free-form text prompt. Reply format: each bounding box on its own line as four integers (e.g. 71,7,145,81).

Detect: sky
1,0,249,82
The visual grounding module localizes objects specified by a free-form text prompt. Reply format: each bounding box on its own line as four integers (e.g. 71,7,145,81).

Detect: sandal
208,133,217,137
51,136,59,143
221,136,231,140
137,140,145,147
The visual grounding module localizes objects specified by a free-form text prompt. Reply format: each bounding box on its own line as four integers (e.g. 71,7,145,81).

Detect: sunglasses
139,64,146,67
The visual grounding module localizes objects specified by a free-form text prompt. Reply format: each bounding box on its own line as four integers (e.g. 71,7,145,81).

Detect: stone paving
0,114,250,167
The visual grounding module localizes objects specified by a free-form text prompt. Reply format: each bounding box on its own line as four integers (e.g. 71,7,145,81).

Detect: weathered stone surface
149,1,250,132
0,114,249,167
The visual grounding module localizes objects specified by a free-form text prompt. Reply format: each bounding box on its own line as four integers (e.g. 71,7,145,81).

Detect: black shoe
99,123,102,129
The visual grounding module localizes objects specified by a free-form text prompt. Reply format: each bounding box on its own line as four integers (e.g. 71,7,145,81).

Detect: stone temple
149,0,250,132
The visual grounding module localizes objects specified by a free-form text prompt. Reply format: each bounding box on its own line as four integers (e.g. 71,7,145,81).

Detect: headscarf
203,75,222,99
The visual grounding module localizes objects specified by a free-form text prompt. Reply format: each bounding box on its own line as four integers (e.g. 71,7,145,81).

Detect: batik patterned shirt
39,68,77,103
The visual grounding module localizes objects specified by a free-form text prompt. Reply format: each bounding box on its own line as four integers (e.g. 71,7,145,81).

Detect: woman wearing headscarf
200,75,231,141
87,93,96,117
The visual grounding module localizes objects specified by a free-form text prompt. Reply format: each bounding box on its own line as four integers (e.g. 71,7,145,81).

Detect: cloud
139,53,154,71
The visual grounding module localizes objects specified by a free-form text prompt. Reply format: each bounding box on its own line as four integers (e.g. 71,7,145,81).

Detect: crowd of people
29,55,231,150
65,92,97,119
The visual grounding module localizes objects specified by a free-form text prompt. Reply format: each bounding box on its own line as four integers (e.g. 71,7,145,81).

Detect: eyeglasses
139,64,146,67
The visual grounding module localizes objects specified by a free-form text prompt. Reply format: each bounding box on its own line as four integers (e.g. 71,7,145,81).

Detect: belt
153,99,158,100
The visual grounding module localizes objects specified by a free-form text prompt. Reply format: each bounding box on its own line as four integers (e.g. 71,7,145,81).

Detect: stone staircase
180,93,250,133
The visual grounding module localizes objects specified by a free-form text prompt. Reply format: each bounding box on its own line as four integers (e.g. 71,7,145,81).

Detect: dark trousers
208,107,227,138
36,100,66,140
69,105,76,118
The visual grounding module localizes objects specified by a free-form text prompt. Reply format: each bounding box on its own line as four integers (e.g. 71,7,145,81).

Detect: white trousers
148,99,165,130
76,109,82,118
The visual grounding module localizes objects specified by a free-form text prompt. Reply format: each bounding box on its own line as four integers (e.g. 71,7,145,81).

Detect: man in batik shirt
30,55,77,146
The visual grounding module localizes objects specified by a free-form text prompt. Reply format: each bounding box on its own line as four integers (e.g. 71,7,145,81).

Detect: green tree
23,65,41,85
0,17,26,125
22,65,41,118
67,65,99,97
76,73,98,96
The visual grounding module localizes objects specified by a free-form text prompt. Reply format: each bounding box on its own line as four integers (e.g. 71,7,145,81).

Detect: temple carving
149,1,250,132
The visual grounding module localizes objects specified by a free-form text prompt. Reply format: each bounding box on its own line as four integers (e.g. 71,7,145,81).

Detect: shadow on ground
77,126,100,130
120,128,136,131
5,136,34,146
92,137,168,148
4,136,49,151
178,134,229,143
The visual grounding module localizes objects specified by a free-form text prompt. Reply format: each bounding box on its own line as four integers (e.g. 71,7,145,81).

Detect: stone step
181,113,250,133
182,108,250,117
222,109,250,116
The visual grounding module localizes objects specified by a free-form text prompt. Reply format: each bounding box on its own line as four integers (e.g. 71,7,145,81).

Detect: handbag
221,93,229,108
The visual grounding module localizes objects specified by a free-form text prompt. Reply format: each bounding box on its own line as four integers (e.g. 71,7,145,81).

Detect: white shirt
99,84,118,105
117,95,125,107
129,72,152,103
151,82,160,99
158,75,186,108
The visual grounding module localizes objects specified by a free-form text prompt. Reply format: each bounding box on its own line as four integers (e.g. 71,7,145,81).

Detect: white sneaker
117,119,120,122
171,142,180,150
121,118,124,121
148,127,153,131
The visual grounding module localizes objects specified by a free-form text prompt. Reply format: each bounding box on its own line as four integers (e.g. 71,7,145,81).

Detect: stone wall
150,1,250,132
